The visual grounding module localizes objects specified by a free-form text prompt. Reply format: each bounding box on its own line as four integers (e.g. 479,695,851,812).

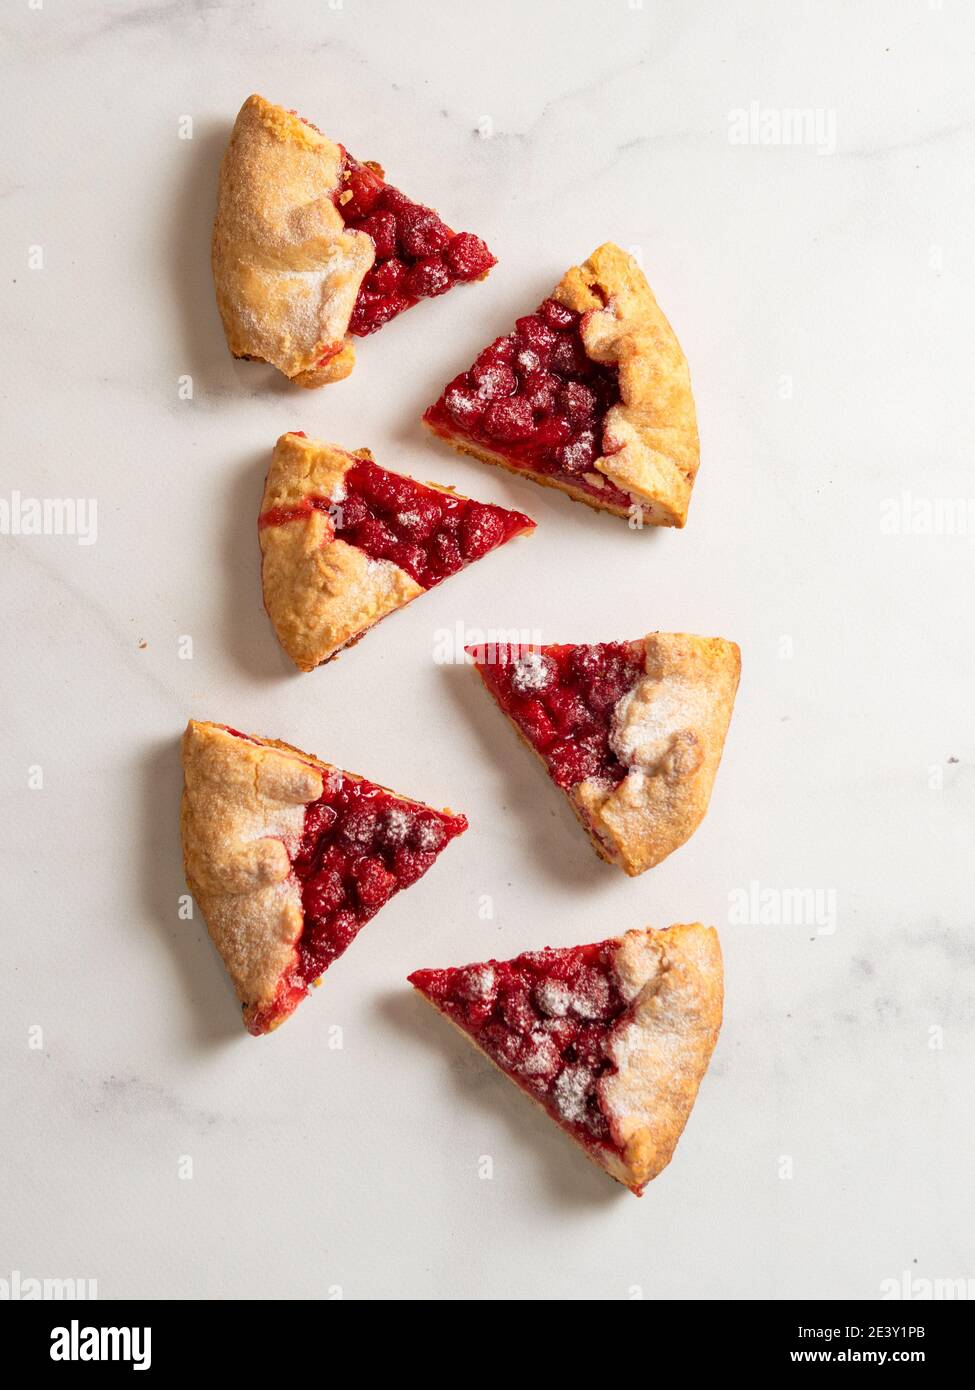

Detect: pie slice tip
180,719,467,1035
259,431,536,671
409,922,723,1193
423,241,699,526
467,632,740,876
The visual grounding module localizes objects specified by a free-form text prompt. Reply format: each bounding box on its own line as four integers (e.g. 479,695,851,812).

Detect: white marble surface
2,0,974,1301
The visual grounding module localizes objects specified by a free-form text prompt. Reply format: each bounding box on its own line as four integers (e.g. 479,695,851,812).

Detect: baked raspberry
557,381,597,426
349,292,412,335
292,778,465,988
352,856,397,913
354,516,397,559
429,529,463,575
483,398,535,442
517,700,556,750
358,211,398,261
467,641,645,790
445,233,496,281
334,152,496,336
364,258,406,296
520,370,559,413
397,207,451,258
393,847,437,887
337,805,379,851
423,293,626,507
444,385,486,426
330,457,535,589
471,361,517,399
460,503,506,560
340,162,384,219
539,297,579,330
404,256,452,299
514,316,557,356
303,865,346,920
557,431,598,475
410,939,627,1158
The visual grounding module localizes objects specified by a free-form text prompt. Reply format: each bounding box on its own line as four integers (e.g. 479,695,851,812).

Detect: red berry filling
468,642,645,789
410,941,628,1151
424,299,631,508
259,455,534,591
251,770,467,1035
333,153,496,339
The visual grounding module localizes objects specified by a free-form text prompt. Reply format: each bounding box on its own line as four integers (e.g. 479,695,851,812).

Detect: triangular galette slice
468,633,740,874
260,432,535,671
423,243,699,526
409,924,722,1193
181,720,467,1035
212,94,496,388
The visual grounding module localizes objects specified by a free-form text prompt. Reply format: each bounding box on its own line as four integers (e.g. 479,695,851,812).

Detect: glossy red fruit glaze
334,152,496,336
332,459,534,589
468,642,645,789
424,298,629,506
292,775,465,990
409,940,628,1150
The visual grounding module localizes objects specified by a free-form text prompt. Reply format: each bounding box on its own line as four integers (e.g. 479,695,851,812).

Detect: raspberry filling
333,153,496,338
259,455,535,591
253,771,467,1035
424,298,631,508
410,941,627,1152
468,642,645,789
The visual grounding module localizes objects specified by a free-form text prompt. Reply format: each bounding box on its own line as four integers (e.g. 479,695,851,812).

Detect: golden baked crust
212,94,374,385
598,924,723,1190
259,433,424,671
424,242,699,526
554,244,699,525
412,924,722,1193
180,720,324,1028
573,633,740,874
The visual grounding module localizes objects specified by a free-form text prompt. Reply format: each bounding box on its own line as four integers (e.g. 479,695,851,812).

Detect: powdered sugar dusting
516,1031,560,1077
382,806,411,846
609,676,709,771
510,650,555,695
569,969,611,1019
475,365,514,399
444,386,481,419
458,965,495,1001
363,555,408,596
535,979,572,1017
559,430,597,474
553,1065,594,1124
415,818,443,850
